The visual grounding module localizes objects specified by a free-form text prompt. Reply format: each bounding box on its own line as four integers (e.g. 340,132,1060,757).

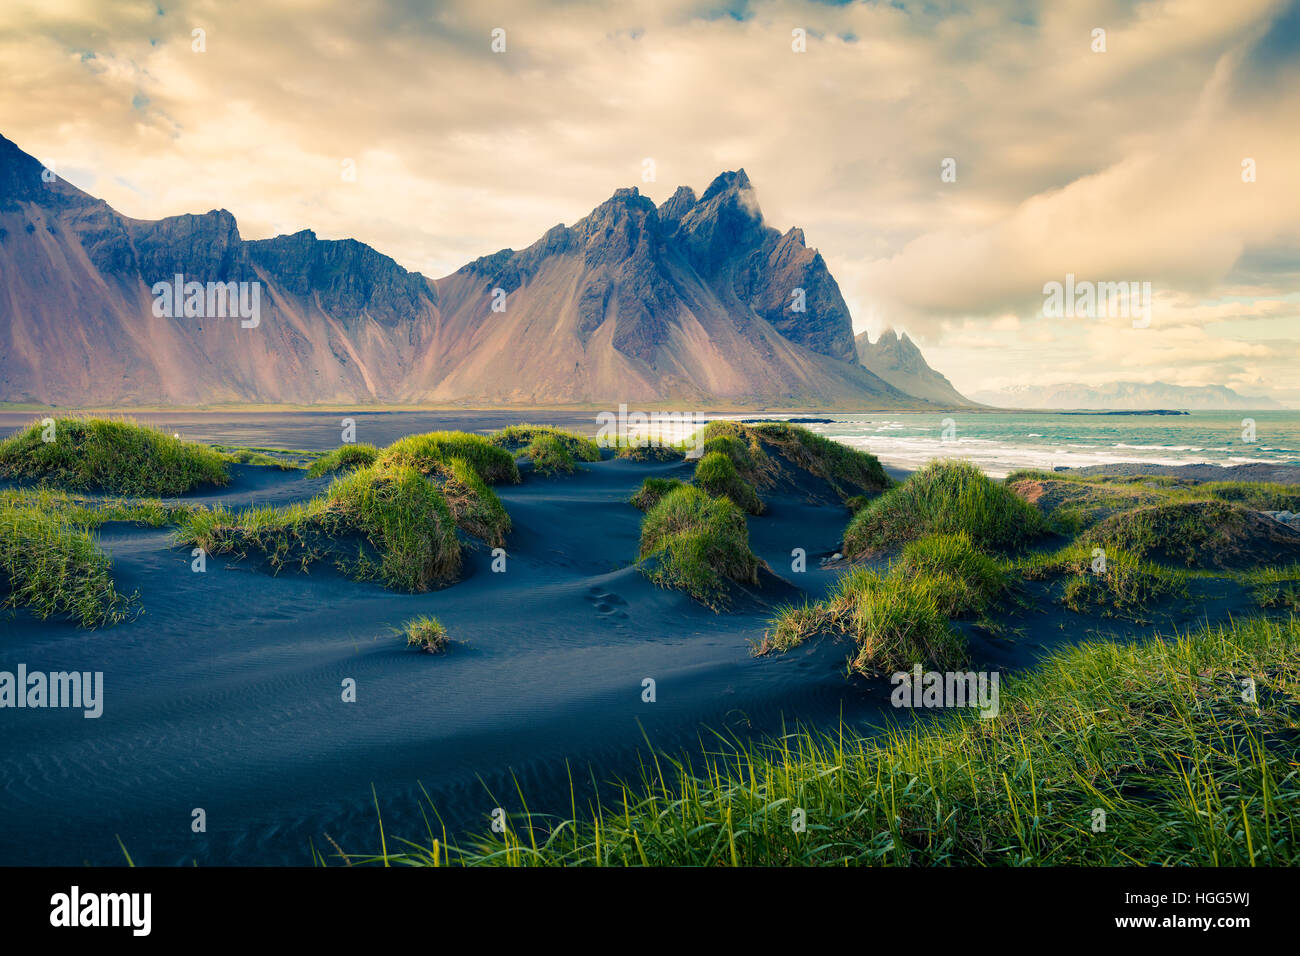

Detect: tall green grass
0,497,136,627
0,417,229,495
630,477,687,512
490,425,601,464
1015,543,1190,622
760,566,967,672
308,444,379,478
750,421,891,496
638,486,760,609
693,452,763,514
845,460,1045,556
178,462,461,592
371,616,1300,866
382,432,520,485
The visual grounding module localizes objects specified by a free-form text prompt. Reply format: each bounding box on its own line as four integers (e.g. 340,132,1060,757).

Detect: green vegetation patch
844,460,1045,557
1090,499,1299,570
1007,469,1300,515
637,486,761,610
1007,475,1169,534
490,425,601,465
896,531,1009,619
1015,543,1189,622
307,444,379,478
426,616,1300,866
760,566,967,673
1244,564,1300,611
616,443,686,462
749,421,891,497
0,417,229,496
402,615,449,654
434,457,511,548
520,435,580,476
695,422,777,487
630,477,687,512
178,462,461,592
693,451,763,514
382,431,520,485
0,496,136,628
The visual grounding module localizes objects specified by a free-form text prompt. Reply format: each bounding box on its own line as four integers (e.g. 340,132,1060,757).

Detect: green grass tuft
177,462,461,592
382,432,520,485
630,477,687,512
308,444,379,478
760,566,967,673
0,497,136,628
638,486,761,610
490,425,601,464
896,531,1009,618
693,451,763,514
0,417,229,495
844,460,1045,557
1015,543,1190,622
520,434,579,476
401,615,449,653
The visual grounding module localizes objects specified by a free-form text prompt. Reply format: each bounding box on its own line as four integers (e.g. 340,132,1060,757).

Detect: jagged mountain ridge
0,133,935,407
855,328,974,407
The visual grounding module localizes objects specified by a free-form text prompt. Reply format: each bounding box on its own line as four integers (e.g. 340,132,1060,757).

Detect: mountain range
856,329,973,406
0,134,979,410
969,381,1285,410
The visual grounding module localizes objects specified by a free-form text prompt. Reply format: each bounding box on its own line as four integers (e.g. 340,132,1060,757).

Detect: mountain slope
0,134,928,408
855,329,974,406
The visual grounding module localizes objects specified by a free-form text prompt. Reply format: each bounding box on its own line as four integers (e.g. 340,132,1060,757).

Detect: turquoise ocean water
792,410,1300,478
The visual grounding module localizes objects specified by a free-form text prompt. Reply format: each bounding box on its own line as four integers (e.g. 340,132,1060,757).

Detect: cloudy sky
3,0,1297,404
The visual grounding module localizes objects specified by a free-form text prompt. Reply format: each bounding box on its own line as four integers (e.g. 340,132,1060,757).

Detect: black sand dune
0,414,1278,865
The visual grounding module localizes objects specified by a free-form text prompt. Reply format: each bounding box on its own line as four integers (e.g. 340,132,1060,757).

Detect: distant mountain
855,328,974,406
970,381,1285,410
0,133,933,409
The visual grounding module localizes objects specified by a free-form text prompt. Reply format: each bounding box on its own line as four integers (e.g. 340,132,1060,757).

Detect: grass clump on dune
896,532,1009,619
630,477,687,512
0,488,194,530
178,462,461,592
402,615,449,654
749,421,891,497
696,422,775,487
693,451,763,514
382,432,519,485
490,426,601,463
1007,468,1300,514
0,497,136,628
0,417,229,496
760,567,967,673
410,616,1300,866
1089,500,1297,570
638,485,760,610
844,460,1045,557
1016,543,1189,622
434,457,511,547
616,443,686,462
308,444,379,478
1244,564,1300,611
520,435,580,476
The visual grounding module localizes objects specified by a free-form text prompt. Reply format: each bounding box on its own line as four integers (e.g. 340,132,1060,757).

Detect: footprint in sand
584,586,629,621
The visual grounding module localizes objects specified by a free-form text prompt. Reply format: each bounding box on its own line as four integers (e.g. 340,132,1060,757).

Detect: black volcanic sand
0,413,1278,866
